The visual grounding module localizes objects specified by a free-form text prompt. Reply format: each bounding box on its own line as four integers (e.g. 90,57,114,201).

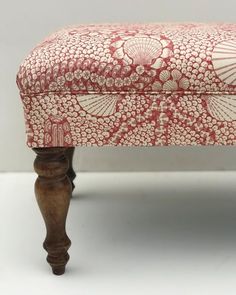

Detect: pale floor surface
1,172,236,294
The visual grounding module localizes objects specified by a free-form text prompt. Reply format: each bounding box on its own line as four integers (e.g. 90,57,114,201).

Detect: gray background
1,0,236,172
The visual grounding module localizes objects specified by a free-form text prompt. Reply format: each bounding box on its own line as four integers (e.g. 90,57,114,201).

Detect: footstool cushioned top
16,23,236,147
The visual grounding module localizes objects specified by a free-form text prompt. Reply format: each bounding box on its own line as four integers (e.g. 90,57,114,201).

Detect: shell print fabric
212,40,236,86
206,94,236,121
77,94,120,116
16,23,236,147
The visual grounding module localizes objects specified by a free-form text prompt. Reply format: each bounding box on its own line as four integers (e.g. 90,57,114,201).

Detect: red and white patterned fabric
16,23,236,147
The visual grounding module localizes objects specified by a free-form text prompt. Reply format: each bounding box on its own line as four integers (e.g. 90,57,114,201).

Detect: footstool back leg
65,147,76,192
33,147,72,275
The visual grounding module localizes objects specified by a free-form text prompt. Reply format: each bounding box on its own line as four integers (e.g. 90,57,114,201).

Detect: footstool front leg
33,147,72,275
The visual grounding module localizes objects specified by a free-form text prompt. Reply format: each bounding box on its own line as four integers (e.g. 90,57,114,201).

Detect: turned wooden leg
33,147,72,275
65,147,76,192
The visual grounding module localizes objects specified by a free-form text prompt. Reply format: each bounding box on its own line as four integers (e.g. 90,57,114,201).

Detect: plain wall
1,0,236,172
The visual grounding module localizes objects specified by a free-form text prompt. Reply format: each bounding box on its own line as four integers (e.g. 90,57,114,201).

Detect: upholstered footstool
16,23,236,275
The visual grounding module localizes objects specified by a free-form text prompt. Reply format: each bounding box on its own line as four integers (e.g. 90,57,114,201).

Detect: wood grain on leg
33,147,72,275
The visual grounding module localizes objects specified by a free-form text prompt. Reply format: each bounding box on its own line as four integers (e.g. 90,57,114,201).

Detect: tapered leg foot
52,266,66,276
33,147,72,275
65,147,76,192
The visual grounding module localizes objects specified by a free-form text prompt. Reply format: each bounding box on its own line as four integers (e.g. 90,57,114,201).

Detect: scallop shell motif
123,37,162,65
77,94,119,116
179,78,190,90
206,95,236,121
212,40,236,85
163,80,178,91
159,70,170,82
171,69,182,81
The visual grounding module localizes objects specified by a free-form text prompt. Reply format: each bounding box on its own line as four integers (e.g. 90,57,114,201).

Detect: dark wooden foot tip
52,266,66,276
44,241,71,276
46,251,70,276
